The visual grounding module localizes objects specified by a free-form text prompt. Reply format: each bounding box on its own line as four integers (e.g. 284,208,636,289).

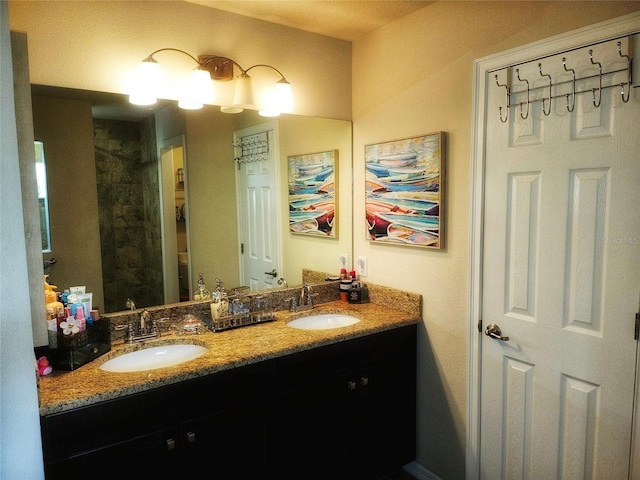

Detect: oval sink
287,314,361,330
100,344,208,373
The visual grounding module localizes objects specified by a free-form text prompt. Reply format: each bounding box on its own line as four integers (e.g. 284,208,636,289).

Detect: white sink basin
100,344,208,373
287,314,361,330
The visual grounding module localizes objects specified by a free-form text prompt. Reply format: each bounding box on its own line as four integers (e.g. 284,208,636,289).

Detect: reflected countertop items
38,299,420,416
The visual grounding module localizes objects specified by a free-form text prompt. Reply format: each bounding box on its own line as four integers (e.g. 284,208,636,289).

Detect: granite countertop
38,300,420,416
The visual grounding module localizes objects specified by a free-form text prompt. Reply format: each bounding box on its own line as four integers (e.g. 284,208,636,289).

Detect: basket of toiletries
51,318,111,371
44,278,111,370
209,294,275,332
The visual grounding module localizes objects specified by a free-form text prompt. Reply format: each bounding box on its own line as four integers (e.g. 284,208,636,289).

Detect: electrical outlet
339,253,349,270
357,256,368,277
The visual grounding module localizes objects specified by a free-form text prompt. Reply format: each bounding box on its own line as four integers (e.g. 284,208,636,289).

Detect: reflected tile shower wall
93,118,163,313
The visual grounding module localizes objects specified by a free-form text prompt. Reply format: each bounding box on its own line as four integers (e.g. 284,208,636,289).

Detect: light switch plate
339,253,349,270
357,256,368,277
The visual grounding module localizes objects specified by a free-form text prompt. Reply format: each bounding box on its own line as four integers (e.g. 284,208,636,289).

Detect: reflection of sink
100,344,208,373
287,314,361,330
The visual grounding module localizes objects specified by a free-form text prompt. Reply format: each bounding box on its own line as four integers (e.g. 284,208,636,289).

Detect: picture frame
287,150,338,238
365,132,445,249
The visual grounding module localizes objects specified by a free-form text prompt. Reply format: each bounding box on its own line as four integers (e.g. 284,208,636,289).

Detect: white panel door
481,37,640,479
235,123,282,291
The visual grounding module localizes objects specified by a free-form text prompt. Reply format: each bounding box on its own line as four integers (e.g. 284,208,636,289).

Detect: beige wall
32,95,105,313
187,110,353,290
8,0,352,120
278,114,353,286
352,2,640,479
185,108,241,290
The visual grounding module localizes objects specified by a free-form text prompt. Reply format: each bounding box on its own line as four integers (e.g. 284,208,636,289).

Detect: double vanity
38,280,420,479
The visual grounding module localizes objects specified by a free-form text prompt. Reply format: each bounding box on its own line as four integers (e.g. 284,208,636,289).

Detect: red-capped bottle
339,268,351,302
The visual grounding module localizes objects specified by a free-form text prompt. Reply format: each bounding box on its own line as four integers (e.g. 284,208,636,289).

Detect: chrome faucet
297,284,317,312
114,309,160,343
278,277,288,288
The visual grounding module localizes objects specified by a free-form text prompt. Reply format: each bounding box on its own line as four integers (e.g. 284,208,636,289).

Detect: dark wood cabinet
46,427,181,479
41,325,416,480
179,403,270,478
41,360,276,480
275,324,416,479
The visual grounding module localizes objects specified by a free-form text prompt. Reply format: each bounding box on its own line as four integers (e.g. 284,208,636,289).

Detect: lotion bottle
339,268,351,302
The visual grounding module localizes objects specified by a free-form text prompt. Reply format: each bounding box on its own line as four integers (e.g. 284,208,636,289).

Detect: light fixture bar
129,48,292,116
198,56,238,81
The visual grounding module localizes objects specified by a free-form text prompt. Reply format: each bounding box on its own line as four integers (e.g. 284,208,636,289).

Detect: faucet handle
285,297,298,312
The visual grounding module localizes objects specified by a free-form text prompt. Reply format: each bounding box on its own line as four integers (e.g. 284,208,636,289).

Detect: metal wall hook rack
515,68,530,119
538,63,552,115
493,36,635,121
495,71,510,123
589,49,603,107
618,41,632,102
233,132,270,168
562,57,576,112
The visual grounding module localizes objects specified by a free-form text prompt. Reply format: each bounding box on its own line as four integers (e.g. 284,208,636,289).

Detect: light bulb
232,73,255,108
273,79,293,113
178,68,214,110
129,59,161,106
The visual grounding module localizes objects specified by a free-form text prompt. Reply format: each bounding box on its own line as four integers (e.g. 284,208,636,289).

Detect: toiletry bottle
46,308,58,349
68,294,85,320
56,306,65,331
44,275,63,348
339,268,351,302
75,307,86,332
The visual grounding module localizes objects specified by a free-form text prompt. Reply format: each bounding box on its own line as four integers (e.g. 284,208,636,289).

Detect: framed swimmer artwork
287,150,338,238
365,132,445,249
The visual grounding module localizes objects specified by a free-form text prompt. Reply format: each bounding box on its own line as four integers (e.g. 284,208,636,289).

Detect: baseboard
403,461,444,480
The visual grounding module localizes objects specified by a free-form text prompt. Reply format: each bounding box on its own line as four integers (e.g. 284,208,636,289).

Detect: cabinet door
46,428,180,480
276,325,417,480
276,375,349,479
180,403,269,479
346,359,416,478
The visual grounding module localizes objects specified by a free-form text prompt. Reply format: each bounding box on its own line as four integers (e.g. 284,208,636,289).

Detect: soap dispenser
194,273,211,301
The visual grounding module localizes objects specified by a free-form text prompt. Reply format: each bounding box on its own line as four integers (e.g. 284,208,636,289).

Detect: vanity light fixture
128,48,293,116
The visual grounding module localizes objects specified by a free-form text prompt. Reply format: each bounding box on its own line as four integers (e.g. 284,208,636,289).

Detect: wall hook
617,41,631,103
589,49,602,107
495,73,510,123
515,68,530,119
562,57,576,112
538,63,552,116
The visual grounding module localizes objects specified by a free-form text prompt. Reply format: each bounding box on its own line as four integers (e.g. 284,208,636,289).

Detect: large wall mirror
32,85,353,314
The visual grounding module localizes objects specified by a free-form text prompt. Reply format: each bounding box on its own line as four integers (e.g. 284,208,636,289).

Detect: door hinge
241,243,244,254
635,313,640,340
478,319,483,333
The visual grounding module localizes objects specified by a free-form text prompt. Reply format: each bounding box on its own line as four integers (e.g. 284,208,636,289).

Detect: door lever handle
485,323,510,341
264,269,277,278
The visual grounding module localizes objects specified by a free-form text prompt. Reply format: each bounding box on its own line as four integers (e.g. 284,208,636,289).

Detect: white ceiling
185,0,433,41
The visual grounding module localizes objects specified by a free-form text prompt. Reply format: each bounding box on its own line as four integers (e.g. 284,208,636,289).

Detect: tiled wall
93,118,163,312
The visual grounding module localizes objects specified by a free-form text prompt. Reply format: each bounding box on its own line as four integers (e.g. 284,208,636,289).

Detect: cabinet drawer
278,324,416,392
41,360,277,462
